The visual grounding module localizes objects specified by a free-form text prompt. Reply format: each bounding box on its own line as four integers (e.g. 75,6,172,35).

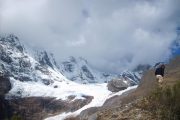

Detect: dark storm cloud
0,0,180,73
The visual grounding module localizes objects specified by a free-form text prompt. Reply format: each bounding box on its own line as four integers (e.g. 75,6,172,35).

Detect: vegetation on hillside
139,81,180,120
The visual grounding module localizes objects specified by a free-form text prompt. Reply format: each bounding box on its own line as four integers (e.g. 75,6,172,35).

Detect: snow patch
45,85,137,120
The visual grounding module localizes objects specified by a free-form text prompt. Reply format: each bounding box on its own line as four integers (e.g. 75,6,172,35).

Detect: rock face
0,76,11,97
0,75,12,120
0,98,13,120
35,51,59,70
107,79,129,92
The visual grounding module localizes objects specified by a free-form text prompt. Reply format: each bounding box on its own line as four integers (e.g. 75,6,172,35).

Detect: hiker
155,64,165,85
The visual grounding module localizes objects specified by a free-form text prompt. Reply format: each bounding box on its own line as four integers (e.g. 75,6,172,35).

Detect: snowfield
45,85,137,120
6,76,137,120
45,86,137,120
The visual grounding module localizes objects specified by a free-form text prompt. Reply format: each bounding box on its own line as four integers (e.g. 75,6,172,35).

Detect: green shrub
10,115,22,120
142,81,180,120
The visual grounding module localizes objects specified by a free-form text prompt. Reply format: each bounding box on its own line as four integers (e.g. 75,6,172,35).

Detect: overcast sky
0,0,180,73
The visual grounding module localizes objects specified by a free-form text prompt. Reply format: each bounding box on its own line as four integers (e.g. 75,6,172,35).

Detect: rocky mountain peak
0,34,19,43
0,34,66,88
60,56,96,83
0,34,24,53
37,51,54,68
68,56,77,63
33,50,59,70
79,57,88,64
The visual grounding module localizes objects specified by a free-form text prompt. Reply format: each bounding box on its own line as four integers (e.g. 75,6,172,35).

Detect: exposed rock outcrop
0,76,11,97
0,75,12,120
107,79,129,92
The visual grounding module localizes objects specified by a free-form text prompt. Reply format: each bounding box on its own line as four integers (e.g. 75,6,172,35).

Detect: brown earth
8,95,93,120
1,95,93,120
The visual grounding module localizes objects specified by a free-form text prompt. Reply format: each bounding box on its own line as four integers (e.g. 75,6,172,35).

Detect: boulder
107,79,128,92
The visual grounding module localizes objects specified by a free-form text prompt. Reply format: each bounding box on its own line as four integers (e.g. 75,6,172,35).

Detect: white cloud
66,35,86,47
0,0,179,73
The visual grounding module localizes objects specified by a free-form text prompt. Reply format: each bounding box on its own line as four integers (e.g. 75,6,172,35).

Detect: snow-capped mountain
0,34,146,87
34,50,60,70
0,34,68,96
60,56,144,85
0,34,150,89
60,56,114,83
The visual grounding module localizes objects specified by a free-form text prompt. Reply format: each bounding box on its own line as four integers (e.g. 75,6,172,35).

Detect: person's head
161,64,165,69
